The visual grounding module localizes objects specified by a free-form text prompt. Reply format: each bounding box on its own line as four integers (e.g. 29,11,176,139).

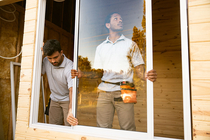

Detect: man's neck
108,32,121,43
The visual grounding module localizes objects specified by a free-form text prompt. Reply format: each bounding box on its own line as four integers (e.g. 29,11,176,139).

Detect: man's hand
66,109,78,126
145,69,157,82
71,69,82,79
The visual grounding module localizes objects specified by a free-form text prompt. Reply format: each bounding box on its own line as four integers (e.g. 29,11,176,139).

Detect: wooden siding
188,0,210,140
15,0,186,140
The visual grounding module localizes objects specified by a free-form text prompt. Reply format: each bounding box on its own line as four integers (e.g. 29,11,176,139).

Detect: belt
102,80,134,87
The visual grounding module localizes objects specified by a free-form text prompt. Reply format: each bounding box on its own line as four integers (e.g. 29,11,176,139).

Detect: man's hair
104,12,120,30
43,39,62,56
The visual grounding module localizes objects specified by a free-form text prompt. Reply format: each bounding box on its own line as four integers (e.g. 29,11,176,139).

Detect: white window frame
29,0,191,139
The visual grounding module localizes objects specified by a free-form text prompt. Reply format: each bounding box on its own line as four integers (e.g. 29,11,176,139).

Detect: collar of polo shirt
105,34,125,44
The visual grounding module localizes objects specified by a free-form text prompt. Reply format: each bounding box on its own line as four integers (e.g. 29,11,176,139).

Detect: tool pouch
120,82,137,104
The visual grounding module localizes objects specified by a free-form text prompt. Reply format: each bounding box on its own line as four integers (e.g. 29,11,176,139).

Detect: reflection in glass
77,0,146,132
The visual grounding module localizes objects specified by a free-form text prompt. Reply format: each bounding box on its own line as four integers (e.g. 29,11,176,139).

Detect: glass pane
76,0,147,132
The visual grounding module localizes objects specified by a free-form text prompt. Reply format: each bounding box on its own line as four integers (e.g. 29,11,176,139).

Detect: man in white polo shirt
42,39,78,126
70,13,157,130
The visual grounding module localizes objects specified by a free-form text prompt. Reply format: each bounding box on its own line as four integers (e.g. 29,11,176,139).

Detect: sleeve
41,57,46,75
66,63,73,89
93,46,103,69
131,42,145,67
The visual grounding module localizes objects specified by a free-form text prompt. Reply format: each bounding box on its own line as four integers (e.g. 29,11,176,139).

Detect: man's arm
135,64,157,82
66,87,78,126
145,69,157,82
71,68,103,79
135,64,145,80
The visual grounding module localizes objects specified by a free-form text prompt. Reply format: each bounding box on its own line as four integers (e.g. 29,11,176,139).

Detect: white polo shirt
42,55,73,101
93,35,144,91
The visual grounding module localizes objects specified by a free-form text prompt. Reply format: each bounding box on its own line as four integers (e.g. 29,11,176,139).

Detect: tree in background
130,0,146,91
78,55,91,72
132,0,146,62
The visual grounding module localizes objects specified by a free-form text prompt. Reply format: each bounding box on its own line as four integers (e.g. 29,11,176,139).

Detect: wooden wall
0,3,24,140
15,0,186,140
188,0,210,140
153,0,183,139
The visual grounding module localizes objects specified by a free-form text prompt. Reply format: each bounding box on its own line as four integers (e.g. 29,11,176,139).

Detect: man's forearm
69,87,72,109
80,70,103,79
135,65,145,80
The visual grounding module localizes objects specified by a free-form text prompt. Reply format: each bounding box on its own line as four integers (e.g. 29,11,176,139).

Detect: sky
78,0,144,66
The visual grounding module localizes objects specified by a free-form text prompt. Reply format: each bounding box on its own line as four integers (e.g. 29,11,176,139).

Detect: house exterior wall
188,0,210,140
15,0,210,139
15,0,185,139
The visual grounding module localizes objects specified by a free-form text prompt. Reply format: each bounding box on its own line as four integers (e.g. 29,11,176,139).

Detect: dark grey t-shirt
42,55,73,101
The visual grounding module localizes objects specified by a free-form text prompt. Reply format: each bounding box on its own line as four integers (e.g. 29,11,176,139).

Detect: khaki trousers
97,91,136,131
49,100,70,126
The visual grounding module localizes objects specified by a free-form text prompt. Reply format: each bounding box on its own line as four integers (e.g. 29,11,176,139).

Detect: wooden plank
190,42,210,61
24,8,37,21
19,69,33,82
152,0,181,53
193,135,210,140
25,0,38,10
189,0,210,7
45,20,73,38
48,29,60,41
22,44,35,57
24,20,37,33
21,56,34,69
0,0,23,6
192,100,210,124
22,32,36,45
154,101,183,110
16,107,30,122
193,120,210,140
188,4,210,24
17,95,30,108
192,100,210,112
18,82,32,95
193,113,210,122
154,51,182,78
189,1,210,140
191,61,210,80
191,80,210,100
189,22,210,43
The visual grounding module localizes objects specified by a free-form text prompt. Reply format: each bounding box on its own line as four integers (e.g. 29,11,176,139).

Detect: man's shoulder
43,57,50,64
123,36,133,43
122,36,138,47
65,57,73,66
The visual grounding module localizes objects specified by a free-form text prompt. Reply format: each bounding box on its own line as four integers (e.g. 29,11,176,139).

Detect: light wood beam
0,0,23,6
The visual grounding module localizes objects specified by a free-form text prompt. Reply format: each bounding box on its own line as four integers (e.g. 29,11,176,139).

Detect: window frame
29,0,192,139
